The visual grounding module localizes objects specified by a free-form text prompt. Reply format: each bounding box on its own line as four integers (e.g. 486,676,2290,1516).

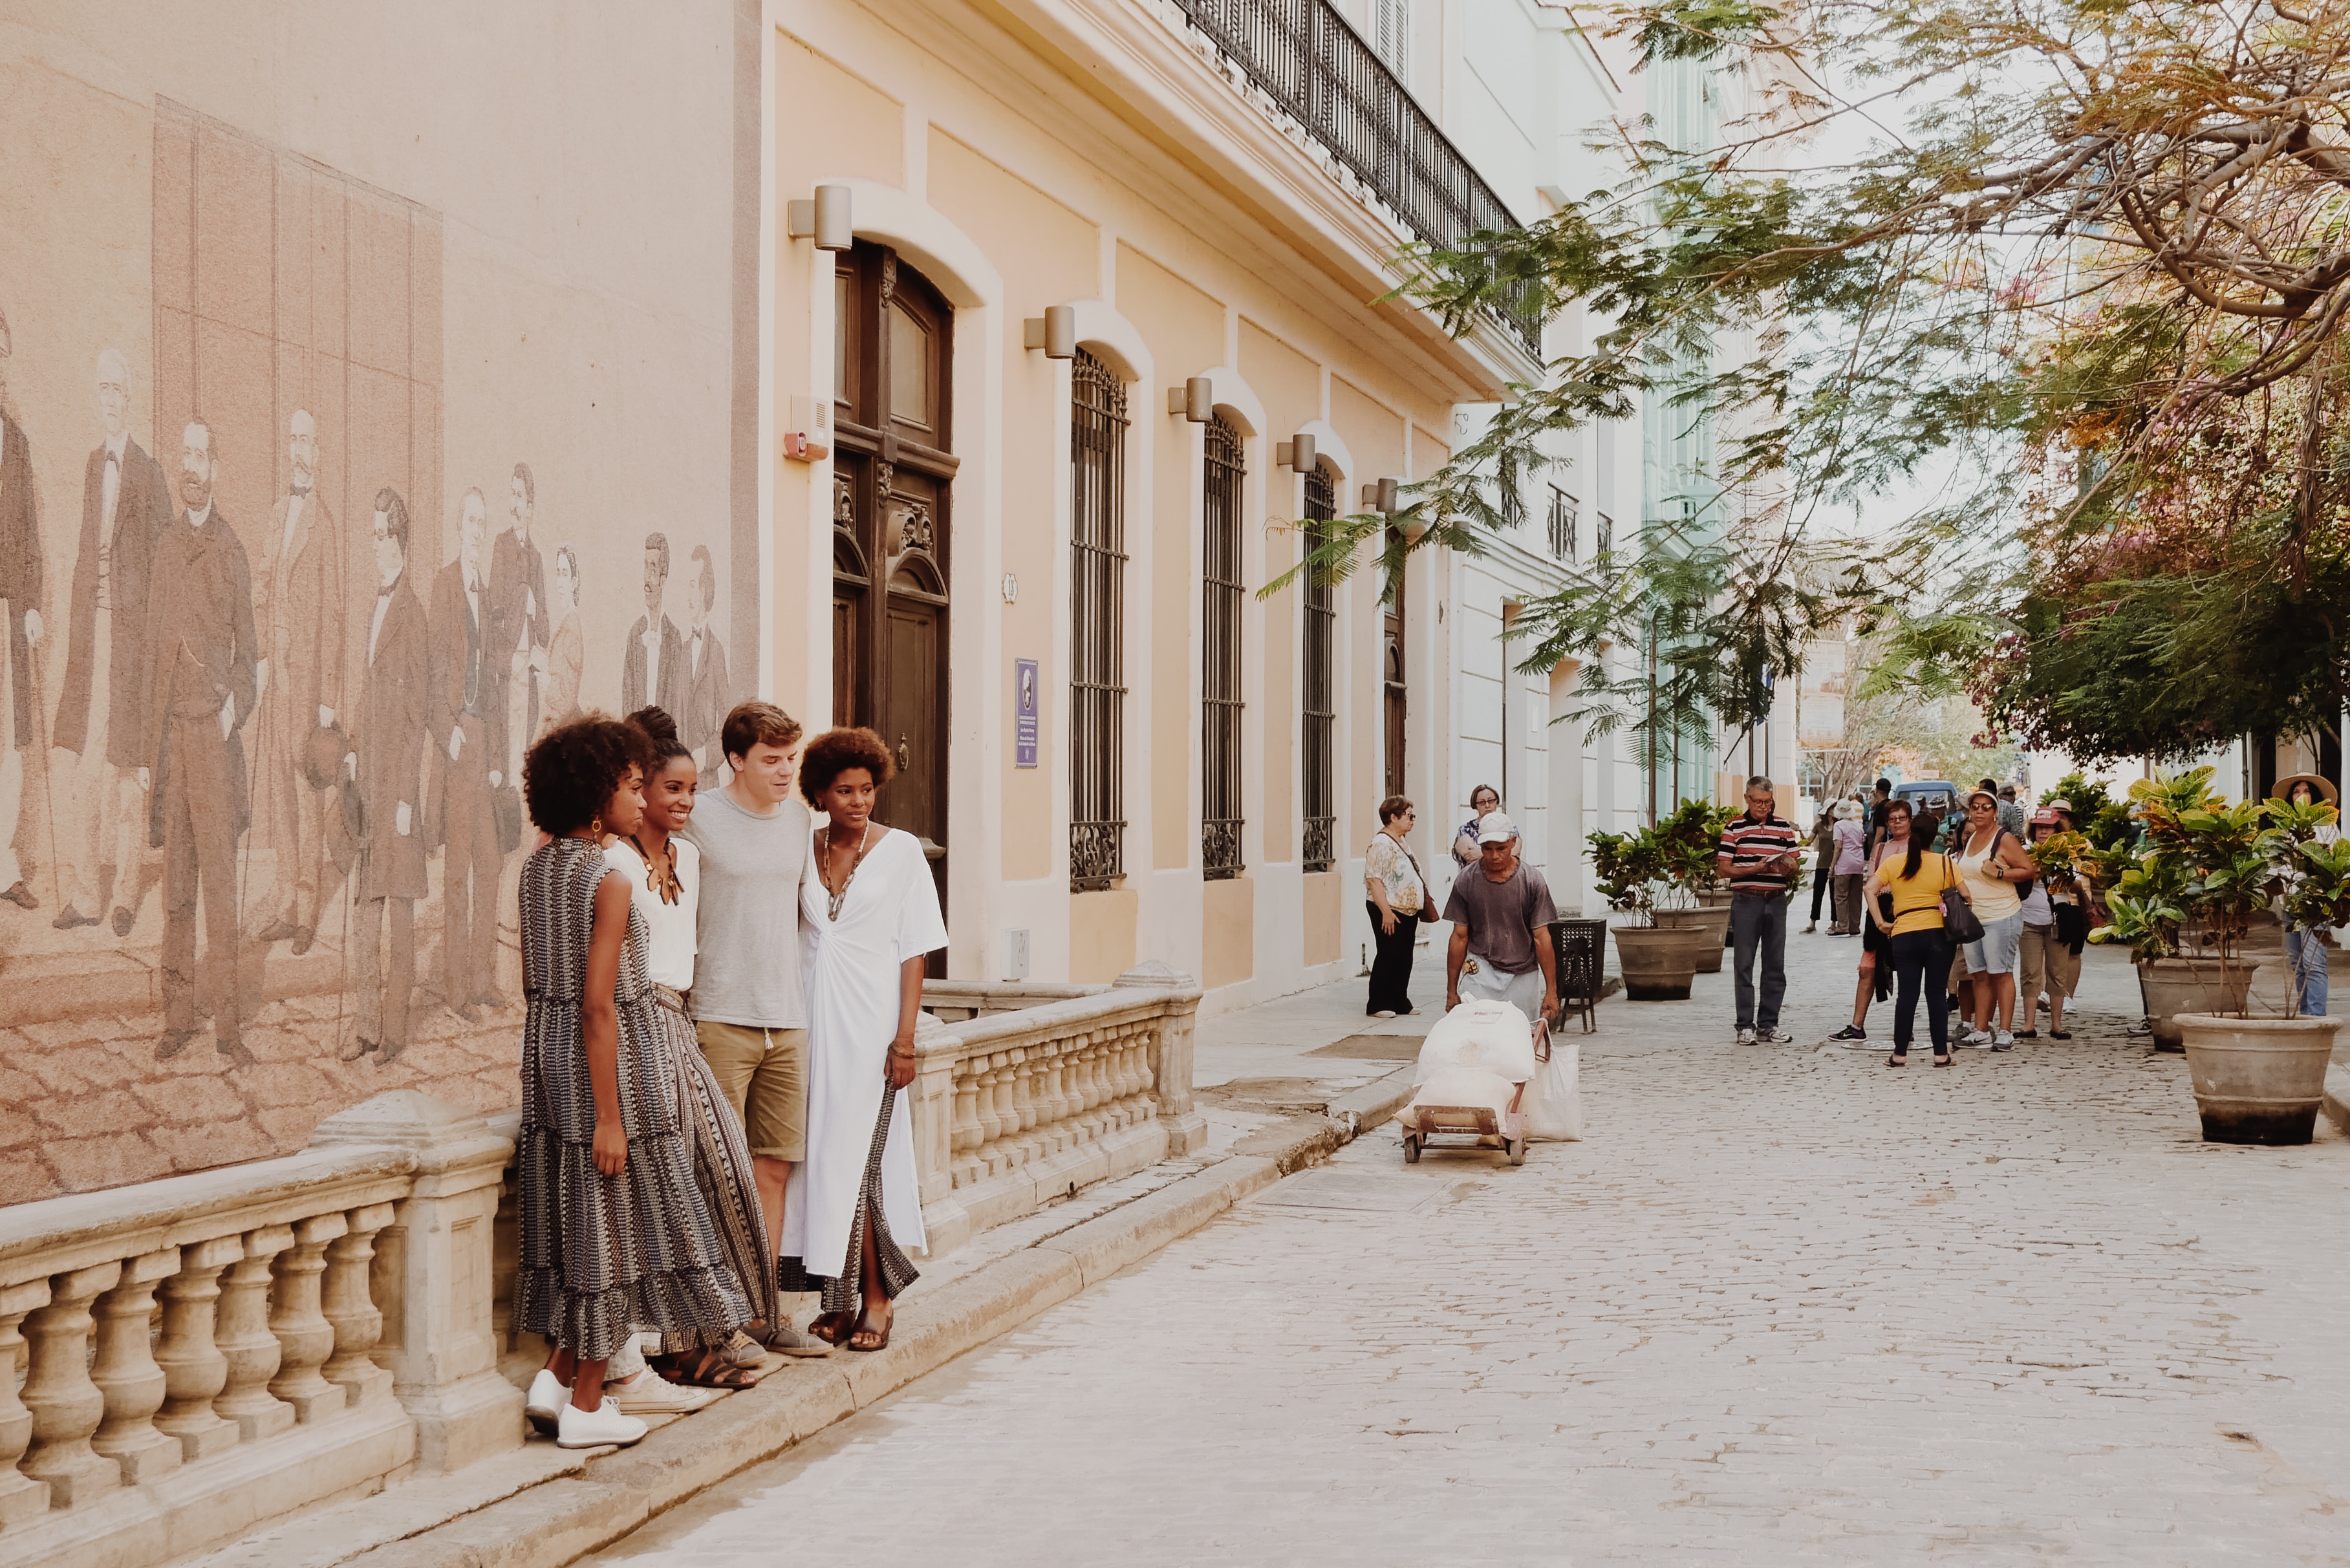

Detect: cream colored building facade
761,0,1540,1009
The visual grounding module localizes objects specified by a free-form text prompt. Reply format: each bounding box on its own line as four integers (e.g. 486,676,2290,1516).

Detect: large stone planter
1615,925,1707,1000
1655,905,1730,973
2139,958,2250,1051
2174,1013,2342,1144
1697,888,1736,910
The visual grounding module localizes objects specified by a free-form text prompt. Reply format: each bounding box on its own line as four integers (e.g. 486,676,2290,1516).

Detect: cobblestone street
596,928,2350,1565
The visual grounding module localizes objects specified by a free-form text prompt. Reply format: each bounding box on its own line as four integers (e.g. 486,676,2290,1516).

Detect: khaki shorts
694,1020,808,1162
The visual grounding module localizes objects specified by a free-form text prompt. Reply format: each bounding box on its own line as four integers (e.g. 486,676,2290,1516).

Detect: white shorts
1459,958,1544,1018
1965,912,2023,976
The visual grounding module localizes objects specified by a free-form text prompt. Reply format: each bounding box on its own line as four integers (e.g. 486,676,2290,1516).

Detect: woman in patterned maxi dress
780,727,948,1353
513,716,749,1448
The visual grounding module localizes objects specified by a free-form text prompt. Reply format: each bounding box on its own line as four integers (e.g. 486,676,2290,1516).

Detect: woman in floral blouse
1365,796,1429,1018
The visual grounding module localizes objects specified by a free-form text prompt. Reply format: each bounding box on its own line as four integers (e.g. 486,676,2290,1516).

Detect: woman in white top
1365,795,1428,1018
603,708,781,1391
1954,788,2035,1048
785,727,949,1355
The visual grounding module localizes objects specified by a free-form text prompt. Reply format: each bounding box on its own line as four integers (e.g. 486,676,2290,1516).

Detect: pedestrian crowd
1364,786,1561,1029
514,699,944,1451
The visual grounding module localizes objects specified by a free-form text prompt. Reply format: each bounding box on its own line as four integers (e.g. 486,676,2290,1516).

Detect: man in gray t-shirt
682,701,825,1355
1442,813,1559,1026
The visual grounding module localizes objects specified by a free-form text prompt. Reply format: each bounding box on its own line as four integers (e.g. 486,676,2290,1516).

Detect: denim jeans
1729,891,1787,1030
2285,926,2329,1017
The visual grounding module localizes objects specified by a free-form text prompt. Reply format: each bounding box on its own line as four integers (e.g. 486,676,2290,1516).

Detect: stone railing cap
1114,960,1198,989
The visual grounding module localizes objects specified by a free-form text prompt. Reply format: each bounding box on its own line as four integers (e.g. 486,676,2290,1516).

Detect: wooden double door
832,242,953,950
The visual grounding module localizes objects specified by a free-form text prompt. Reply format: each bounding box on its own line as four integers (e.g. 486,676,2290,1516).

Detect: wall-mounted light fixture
1022,305,1077,359
1275,433,1317,471
781,395,833,463
786,185,854,252
1363,477,1401,513
1167,377,1213,422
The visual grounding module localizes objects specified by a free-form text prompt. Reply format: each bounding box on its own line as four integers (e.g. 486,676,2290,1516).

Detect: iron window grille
1300,464,1337,871
1597,510,1615,559
1173,0,1540,354
1548,486,1577,560
1203,415,1247,879
1070,349,1128,891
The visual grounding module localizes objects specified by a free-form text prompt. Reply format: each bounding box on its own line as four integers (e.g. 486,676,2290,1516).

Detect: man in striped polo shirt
1716,778,1802,1045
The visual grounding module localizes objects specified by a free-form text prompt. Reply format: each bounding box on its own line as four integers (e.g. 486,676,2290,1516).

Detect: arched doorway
833,242,953,954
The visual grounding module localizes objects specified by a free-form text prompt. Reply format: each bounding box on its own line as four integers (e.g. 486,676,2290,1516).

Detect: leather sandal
846,1305,893,1353
807,1311,855,1347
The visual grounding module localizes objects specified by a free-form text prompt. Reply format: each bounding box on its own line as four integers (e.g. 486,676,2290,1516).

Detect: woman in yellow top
1864,800,1972,1067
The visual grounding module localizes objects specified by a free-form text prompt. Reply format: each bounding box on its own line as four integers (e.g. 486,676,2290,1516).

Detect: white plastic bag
1520,1022,1582,1141
1414,998,1538,1084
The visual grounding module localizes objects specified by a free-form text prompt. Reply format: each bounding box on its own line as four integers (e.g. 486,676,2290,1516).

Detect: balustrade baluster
1037,1047,1072,1155
155,1235,244,1460
213,1226,296,1443
951,1066,983,1187
975,1058,1004,1145
321,1203,398,1408
1006,1052,1039,1167
0,1279,54,1527
91,1248,182,1485
268,1213,349,1422
987,1059,1020,1174
19,1261,122,1509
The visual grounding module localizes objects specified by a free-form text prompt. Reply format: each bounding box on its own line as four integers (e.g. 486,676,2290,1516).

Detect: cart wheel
1506,1136,1527,1166
1403,1133,1421,1165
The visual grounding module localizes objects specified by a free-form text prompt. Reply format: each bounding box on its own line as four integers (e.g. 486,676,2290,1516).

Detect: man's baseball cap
1476,813,1519,844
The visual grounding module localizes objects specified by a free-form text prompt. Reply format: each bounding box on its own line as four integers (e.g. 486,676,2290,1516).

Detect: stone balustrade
0,1091,517,1568
2,967,1205,1568
909,963,1206,1254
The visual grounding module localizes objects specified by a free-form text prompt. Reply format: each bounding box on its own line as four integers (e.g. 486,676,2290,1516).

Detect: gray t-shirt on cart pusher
1441,863,1560,975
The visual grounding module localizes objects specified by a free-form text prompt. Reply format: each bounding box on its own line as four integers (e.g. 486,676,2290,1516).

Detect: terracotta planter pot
2138,958,2250,1051
1697,889,1736,910
2173,1012,2342,1145
1614,925,1705,1000
1655,906,1730,973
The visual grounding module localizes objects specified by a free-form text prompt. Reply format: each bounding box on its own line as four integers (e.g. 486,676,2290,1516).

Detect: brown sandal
846,1305,893,1353
807,1311,855,1347
666,1351,757,1390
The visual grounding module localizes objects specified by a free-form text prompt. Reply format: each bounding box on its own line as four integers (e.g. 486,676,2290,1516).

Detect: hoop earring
590,816,602,839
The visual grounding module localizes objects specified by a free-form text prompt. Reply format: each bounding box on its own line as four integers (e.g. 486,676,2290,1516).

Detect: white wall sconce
1022,305,1076,358
1363,477,1401,513
786,184,854,252
1167,377,1213,422
1275,433,1317,471
781,394,833,463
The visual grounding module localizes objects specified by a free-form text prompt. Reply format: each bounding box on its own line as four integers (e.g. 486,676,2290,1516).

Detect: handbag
1941,854,1985,945
1520,1019,1583,1141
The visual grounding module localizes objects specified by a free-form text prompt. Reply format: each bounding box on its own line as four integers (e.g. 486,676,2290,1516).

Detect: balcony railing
1174,0,1542,356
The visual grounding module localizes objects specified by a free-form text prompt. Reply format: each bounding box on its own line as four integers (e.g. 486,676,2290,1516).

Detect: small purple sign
1015,658,1039,768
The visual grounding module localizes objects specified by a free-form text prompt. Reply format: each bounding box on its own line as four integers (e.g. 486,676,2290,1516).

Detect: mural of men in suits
680,542,729,770
0,306,47,914
345,489,427,1064
620,530,682,715
53,348,171,933
487,460,546,815
429,488,503,1022
249,409,345,953
144,418,257,1062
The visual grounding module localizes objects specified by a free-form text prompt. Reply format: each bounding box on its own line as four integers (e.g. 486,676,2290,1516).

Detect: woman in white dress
781,727,947,1353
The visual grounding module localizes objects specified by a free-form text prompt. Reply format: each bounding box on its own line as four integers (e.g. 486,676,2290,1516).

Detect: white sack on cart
1401,1064,1520,1131
1412,998,1538,1085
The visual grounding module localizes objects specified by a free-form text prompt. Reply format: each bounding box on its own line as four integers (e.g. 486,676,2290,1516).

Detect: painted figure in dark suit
0,308,48,913
679,542,730,771
250,409,345,953
54,349,171,933
144,418,257,1062
620,530,682,716
429,487,504,1022
487,461,548,799
346,489,429,1062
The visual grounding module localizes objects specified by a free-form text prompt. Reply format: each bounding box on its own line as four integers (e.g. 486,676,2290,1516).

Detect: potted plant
1649,800,1736,971
1590,828,1707,1000
2170,797,2349,1144
2090,771,2250,1049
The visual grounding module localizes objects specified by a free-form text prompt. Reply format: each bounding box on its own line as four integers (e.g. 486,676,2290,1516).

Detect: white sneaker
525,1368,566,1436
1963,1028,1993,1048
608,1366,717,1415
1992,1029,2016,1051
1757,1028,1794,1044
1371,1009,1397,1019
555,1395,649,1450
1735,1027,1758,1046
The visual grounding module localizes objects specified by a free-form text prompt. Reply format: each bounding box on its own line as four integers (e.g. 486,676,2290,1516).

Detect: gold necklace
825,821,875,919
631,833,682,905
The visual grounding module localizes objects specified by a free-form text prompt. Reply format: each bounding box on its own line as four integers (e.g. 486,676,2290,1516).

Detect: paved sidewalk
589,929,2350,1565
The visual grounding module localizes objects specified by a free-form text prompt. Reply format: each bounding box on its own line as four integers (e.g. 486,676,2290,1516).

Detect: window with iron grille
1300,464,1337,871
1070,349,1128,891
1548,486,1577,560
1597,510,1615,559
1203,414,1247,879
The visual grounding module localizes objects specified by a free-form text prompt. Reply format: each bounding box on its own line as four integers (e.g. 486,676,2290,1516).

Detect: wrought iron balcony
1174,0,1542,356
